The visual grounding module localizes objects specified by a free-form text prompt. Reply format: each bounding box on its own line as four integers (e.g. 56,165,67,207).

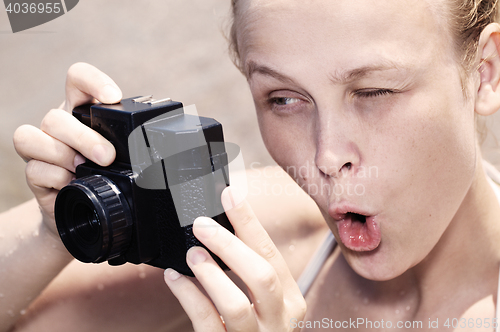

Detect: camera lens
72,202,100,245
55,175,133,263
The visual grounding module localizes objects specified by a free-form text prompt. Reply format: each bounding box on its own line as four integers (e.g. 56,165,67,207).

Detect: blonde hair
227,0,499,75
228,0,243,73
450,0,499,73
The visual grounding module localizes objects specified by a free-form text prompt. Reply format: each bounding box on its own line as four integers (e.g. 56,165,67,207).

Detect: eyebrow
329,62,405,85
246,60,296,84
246,60,410,85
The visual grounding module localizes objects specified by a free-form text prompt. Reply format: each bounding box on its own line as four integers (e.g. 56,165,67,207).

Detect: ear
475,23,500,116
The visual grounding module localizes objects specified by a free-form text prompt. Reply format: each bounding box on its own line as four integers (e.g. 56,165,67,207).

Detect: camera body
55,96,233,276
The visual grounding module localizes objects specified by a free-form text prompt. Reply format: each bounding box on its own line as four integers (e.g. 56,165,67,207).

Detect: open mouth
336,212,381,252
347,212,366,224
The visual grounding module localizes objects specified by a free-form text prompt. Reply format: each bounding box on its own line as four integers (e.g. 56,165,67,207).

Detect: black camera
54,96,233,276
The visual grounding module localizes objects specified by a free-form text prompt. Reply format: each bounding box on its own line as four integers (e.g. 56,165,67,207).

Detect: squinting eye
271,97,301,105
354,89,396,98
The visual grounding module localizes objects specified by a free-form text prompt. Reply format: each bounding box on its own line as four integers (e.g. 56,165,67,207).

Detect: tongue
338,214,381,252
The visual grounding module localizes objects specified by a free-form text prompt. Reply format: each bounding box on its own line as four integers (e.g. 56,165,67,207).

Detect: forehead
238,0,453,76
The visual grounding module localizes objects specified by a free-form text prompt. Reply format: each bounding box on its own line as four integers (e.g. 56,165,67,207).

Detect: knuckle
294,297,307,319
53,144,71,166
25,160,42,183
224,301,251,322
40,109,63,132
195,305,214,323
234,204,254,225
255,264,279,292
256,236,278,260
287,293,307,319
13,125,26,144
67,62,87,80
13,125,31,149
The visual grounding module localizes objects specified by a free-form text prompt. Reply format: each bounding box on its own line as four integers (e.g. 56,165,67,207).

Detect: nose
314,115,360,178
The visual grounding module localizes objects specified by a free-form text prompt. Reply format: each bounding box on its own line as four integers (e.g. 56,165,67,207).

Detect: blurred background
0,0,276,213
1,0,500,213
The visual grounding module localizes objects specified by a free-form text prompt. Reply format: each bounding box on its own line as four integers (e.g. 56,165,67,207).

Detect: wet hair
450,0,499,74
227,0,499,77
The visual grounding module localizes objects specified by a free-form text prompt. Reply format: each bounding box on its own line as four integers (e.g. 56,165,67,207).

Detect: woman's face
240,0,478,280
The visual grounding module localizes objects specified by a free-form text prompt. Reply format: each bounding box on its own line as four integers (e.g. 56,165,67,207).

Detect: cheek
256,108,316,173
350,92,477,279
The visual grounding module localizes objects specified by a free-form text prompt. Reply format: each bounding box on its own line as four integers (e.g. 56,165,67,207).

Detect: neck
410,155,500,316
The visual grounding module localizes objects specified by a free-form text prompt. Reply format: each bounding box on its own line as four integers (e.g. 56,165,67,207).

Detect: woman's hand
164,187,307,332
13,62,120,237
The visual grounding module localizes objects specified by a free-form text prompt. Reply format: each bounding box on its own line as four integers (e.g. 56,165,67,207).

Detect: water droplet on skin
353,306,359,312
7,309,14,317
32,230,39,237
0,293,4,298
356,289,361,295
256,300,261,304
97,284,105,291
20,309,26,315
51,244,57,249
139,272,146,279
395,309,400,314
406,306,411,311
363,297,369,304
288,245,295,251
399,290,406,296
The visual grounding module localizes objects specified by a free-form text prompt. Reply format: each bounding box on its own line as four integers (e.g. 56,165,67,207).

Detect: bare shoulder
242,166,329,279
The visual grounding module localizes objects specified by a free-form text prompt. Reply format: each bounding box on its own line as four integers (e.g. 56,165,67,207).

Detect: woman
4,0,500,330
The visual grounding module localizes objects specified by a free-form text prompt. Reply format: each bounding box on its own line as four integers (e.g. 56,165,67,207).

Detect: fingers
186,246,259,332
193,217,285,325
25,160,72,234
13,124,84,172
167,187,308,330
164,268,227,332
40,109,115,166
220,187,298,291
26,160,75,192
64,62,122,112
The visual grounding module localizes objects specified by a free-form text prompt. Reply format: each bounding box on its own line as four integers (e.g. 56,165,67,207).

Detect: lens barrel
55,175,133,263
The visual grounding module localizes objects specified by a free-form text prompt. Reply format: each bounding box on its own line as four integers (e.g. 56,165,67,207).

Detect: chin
340,242,412,281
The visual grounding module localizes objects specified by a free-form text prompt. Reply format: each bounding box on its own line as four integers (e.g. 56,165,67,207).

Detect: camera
54,96,234,276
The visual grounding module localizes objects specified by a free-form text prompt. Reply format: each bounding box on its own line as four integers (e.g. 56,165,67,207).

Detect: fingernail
164,268,181,281
101,84,122,103
221,187,243,210
193,217,218,239
187,247,207,265
73,153,86,169
92,144,111,165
